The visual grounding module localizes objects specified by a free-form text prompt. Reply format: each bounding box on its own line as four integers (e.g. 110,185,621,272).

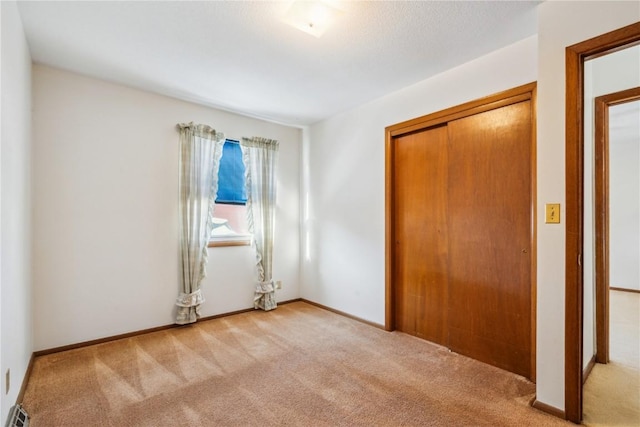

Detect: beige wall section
536,0,640,411
0,1,33,421
32,65,301,351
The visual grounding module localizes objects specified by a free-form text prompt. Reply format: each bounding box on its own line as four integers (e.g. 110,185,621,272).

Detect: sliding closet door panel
394,126,449,345
446,101,532,378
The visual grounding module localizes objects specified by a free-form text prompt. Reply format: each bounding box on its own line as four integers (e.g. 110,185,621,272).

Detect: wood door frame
385,82,538,379
594,87,640,364
564,22,640,424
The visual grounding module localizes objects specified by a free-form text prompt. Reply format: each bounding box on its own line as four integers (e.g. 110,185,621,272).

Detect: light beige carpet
583,362,640,427
584,290,640,427
22,302,570,426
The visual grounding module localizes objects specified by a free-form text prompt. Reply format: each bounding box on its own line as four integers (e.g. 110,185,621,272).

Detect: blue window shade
216,140,247,204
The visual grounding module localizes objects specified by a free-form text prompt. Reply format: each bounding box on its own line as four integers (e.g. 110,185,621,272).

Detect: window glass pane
216,140,246,204
213,204,248,235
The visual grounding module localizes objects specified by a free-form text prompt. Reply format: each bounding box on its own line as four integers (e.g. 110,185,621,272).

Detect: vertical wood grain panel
594,93,610,365
447,101,532,379
394,126,449,345
386,83,537,381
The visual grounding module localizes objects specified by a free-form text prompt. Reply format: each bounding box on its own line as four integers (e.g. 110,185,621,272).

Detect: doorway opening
594,88,640,365
565,22,640,424
581,89,640,426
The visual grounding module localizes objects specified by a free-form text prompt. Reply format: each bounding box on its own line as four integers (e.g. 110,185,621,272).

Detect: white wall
32,65,301,351
536,0,640,410
582,45,640,369
302,35,538,324
609,101,640,291
0,1,33,421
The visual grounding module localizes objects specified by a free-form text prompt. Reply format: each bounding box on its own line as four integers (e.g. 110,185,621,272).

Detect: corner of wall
1,1,34,422
299,125,310,298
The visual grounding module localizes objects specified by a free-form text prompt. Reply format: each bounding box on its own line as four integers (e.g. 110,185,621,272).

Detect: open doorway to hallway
583,78,640,427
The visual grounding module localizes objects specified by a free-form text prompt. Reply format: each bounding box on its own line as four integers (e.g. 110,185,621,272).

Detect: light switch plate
545,203,561,224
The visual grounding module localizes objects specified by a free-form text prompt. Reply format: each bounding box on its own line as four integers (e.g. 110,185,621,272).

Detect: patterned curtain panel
176,123,225,324
241,137,279,311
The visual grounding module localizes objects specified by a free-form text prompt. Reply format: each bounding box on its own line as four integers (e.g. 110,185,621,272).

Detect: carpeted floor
22,302,571,426
583,290,640,426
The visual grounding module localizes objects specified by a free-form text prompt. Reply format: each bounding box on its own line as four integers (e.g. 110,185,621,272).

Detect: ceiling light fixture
282,0,343,38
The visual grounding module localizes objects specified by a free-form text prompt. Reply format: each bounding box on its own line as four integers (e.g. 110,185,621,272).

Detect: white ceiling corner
17,1,540,127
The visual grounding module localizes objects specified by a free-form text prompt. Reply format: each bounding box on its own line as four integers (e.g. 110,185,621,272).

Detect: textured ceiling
17,1,540,126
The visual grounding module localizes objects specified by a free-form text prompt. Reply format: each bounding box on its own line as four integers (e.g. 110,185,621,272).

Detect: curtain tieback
176,289,205,307
255,280,274,294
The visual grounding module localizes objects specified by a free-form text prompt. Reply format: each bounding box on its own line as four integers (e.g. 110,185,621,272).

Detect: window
209,139,251,247
216,140,247,205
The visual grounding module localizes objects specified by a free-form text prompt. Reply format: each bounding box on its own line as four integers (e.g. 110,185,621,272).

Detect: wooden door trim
594,87,640,364
387,85,535,137
610,287,640,294
565,22,640,424
530,86,538,381
385,82,537,347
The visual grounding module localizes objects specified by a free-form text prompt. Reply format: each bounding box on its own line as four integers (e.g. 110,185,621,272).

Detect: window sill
208,235,252,248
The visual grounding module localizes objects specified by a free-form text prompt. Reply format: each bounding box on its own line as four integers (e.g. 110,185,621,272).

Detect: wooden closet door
394,125,449,345
446,100,532,378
